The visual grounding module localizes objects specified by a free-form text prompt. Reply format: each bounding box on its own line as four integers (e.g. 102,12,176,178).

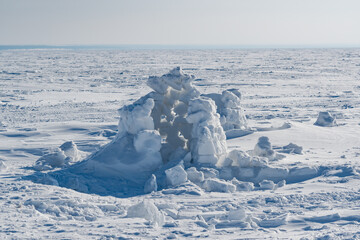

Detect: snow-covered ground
1,48,360,239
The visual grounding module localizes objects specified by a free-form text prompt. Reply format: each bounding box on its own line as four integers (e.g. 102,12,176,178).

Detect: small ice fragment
59,141,81,162
314,111,337,127
127,201,165,226
186,167,204,183
254,136,275,160
144,174,157,193
276,180,286,188
202,178,236,193
231,178,254,191
259,180,275,190
165,164,188,187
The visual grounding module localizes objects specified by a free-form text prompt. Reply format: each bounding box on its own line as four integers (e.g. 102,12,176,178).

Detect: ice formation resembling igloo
32,67,319,197
75,67,245,185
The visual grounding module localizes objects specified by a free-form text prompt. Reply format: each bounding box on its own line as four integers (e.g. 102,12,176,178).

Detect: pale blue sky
0,0,359,46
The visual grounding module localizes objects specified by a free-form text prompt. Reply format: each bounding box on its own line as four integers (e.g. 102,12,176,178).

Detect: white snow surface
1,48,360,239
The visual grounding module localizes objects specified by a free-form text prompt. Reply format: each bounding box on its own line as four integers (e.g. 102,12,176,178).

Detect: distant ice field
1,48,359,127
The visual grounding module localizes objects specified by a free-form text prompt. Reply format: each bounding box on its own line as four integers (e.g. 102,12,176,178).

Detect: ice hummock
66,67,229,187
31,67,317,196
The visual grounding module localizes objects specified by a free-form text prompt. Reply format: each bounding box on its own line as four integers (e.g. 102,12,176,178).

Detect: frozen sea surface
1,48,360,239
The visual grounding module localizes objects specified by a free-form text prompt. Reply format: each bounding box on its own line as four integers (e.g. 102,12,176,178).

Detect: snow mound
314,111,337,127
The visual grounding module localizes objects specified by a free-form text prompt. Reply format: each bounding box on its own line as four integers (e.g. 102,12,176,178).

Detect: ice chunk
127,201,165,226
34,149,67,170
165,164,188,186
187,97,227,166
288,166,318,183
221,90,242,109
275,180,286,188
259,180,275,190
231,178,254,191
186,167,204,183
142,67,200,162
228,149,269,168
202,178,236,193
204,89,249,133
134,130,161,153
250,156,269,167
148,66,198,96
228,149,252,167
256,166,289,183
34,141,83,170
59,141,81,162
118,98,155,135
314,111,337,127
144,174,158,193
200,167,219,179
254,136,275,160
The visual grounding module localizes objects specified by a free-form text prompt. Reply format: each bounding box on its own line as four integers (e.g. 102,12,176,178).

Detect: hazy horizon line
1,44,360,50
